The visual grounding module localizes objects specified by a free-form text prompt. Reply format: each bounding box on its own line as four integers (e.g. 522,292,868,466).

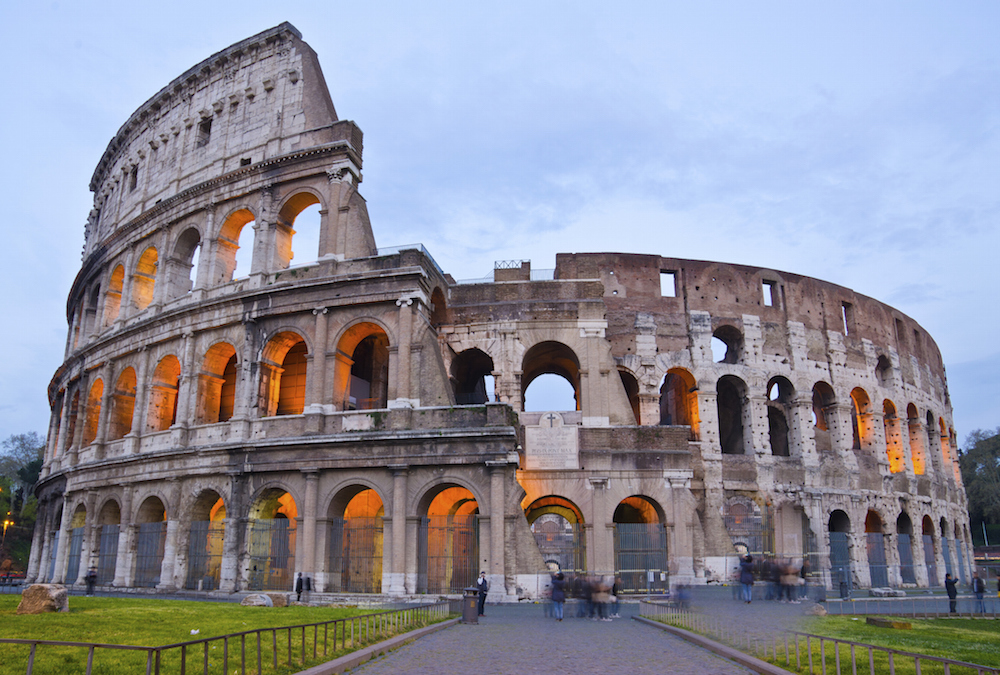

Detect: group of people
946,571,995,614
735,555,809,604
540,573,620,621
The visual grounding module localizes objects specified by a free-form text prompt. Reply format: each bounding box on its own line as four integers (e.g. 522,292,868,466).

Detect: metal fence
328,517,383,593
135,522,167,587
66,527,84,585
639,600,1000,675
185,521,224,591
248,518,296,591
614,523,669,594
418,515,478,594
98,524,120,585
0,601,451,675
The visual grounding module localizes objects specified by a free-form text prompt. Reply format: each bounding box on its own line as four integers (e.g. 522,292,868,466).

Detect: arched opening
522,342,581,412
66,390,80,453
278,193,322,269
907,404,926,474
850,388,872,451
613,496,668,594
335,323,390,411
134,496,167,588
328,487,384,593
618,370,640,424
922,515,938,586
197,343,238,424
248,488,297,591
926,411,937,471
418,485,479,594
524,496,586,574
430,287,448,327
940,517,954,579
712,325,743,364
883,400,905,472
165,227,202,299
185,491,225,591
108,368,137,440
96,500,121,585
865,510,888,587
723,497,774,566
716,375,746,454
828,510,852,592
132,247,158,311
811,382,836,454
767,377,794,457
659,369,700,439
217,209,256,282
451,348,495,405
66,505,87,585
103,265,124,327
938,417,953,474
147,355,180,432
82,379,103,446
897,512,915,584
260,332,309,417
875,354,892,386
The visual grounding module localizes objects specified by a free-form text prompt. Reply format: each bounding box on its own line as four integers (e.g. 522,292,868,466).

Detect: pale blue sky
1,1,996,444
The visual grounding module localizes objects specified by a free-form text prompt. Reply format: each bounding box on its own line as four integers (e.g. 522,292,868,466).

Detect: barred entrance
829,532,852,590
723,497,774,561
531,516,586,574
66,527,84,584
942,537,953,577
248,518,296,591
897,533,916,584
134,521,166,587
923,533,938,586
418,515,478,594
866,533,888,587
97,524,119,584
613,523,669,594
186,521,224,590
47,530,59,581
328,517,383,593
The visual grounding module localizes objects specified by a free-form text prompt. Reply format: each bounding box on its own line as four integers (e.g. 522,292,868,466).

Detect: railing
640,600,999,675
824,593,1000,618
0,601,450,675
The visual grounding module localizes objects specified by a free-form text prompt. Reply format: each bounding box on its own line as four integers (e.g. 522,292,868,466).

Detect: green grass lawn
0,596,438,675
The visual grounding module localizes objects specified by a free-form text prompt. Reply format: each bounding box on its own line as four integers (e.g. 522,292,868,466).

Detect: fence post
86,645,96,675
257,631,262,675
272,629,277,669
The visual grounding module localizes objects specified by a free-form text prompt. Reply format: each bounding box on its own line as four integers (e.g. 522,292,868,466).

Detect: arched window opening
521,341,581,412
524,496,586,575
132,247,158,311
82,379,103,446
66,505,87,585
875,355,892,386
103,265,124,327
147,355,181,432
96,500,121,585
108,368,137,440
613,496,668,594
248,488,297,591
186,491,225,591
883,400,905,472
197,343,238,424
276,342,308,416
260,332,309,417
430,287,448,327
766,377,794,457
907,404,926,474
334,324,390,411
712,325,743,364
865,510,888,588
659,369,700,439
716,376,746,454
619,370,640,424
217,209,256,282
897,512,916,584
82,285,100,339
134,496,167,588
850,388,872,451
328,487,384,593
922,515,938,586
938,417,952,470
828,510,852,591
419,485,479,594
451,348,495,405
165,227,201,300
278,193,322,269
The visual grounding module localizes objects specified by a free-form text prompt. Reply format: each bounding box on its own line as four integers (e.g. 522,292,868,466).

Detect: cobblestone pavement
348,601,754,675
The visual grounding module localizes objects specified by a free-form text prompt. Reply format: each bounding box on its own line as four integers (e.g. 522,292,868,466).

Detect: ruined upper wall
84,23,345,257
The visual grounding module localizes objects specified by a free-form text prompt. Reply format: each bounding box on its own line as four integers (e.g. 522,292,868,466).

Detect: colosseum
28,23,972,601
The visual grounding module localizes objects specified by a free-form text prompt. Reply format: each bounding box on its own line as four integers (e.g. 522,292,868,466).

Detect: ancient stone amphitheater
28,23,971,600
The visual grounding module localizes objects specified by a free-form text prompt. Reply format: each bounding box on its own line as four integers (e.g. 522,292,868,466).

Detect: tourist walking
550,572,566,621
295,572,304,602
85,567,97,596
945,573,958,614
476,571,489,616
972,572,986,613
739,555,755,603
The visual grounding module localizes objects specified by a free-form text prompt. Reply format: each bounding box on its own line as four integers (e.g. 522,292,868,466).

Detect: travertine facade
29,24,972,600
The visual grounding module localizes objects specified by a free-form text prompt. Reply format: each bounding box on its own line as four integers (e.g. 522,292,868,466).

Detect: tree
959,428,1000,529
0,432,44,516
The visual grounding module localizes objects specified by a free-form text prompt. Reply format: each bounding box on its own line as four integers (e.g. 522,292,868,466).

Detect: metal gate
829,531,852,592
530,518,586,574
957,544,966,584
942,537,953,577
418,515,478,594
613,523,669,594
47,531,59,581
97,524,119,584
248,518,296,591
867,533,888,587
186,521,224,591
922,534,938,586
66,527,84,584
328,517,383,593
722,500,774,561
135,521,167,587
897,534,916,584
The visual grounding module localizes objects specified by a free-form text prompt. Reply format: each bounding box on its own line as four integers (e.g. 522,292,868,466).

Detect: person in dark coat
739,555,755,603
476,571,489,616
85,567,98,596
295,572,304,601
550,572,567,621
972,572,986,613
945,573,957,613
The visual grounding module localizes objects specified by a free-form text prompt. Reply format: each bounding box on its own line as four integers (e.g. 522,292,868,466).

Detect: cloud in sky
0,1,996,441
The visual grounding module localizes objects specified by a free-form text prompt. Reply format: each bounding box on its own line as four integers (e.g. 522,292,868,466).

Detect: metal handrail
0,600,450,675
639,599,1000,675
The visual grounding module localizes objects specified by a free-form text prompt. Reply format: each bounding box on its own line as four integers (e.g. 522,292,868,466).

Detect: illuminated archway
247,488,298,591
334,323,390,411
327,486,384,593
82,379,103,446
134,496,167,588
132,247,158,311
613,496,667,594
185,490,225,591
524,496,586,573
147,355,180,432
659,368,699,439
260,332,308,416
108,368,137,440
418,485,479,594
216,208,256,282
197,343,237,424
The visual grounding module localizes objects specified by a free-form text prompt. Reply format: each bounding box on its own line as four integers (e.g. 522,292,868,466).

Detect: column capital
312,307,329,316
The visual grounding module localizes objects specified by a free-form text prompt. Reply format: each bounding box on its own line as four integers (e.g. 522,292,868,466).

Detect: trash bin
462,586,480,624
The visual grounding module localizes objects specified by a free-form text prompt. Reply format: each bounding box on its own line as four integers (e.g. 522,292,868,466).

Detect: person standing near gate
295,572,304,602
739,555,755,604
945,573,958,614
476,571,489,616
972,572,986,613
85,567,98,596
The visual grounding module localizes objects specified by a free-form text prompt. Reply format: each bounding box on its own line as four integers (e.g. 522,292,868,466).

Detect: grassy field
0,596,440,675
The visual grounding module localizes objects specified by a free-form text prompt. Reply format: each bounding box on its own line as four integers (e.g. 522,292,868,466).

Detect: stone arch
417,482,481,594
95,498,122,585
134,495,167,588
327,485,385,593
850,387,873,450
865,509,888,587
921,514,938,586
430,286,448,327
659,368,699,439
260,331,309,417
65,389,80,452
875,354,893,386
103,264,124,327
907,403,926,474
938,416,952,472
247,486,298,591
828,509,852,591
185,489,226,591
215,207,257,282
521,341,581,412
65,503,88,585
164,226,202,300
132,246,158,311
811,382,836,456
147,355,181,432
524,495,586,574
334,321,390,411
451,348,495,405
767,376,794,457
277,190,324,268
82,378,103,446
108,367,137,440
613,496,668,594
618,368,640,424
883,399,905,472
197,342,238,424
716,375,747,454
896,511,916,584
712,324,743,364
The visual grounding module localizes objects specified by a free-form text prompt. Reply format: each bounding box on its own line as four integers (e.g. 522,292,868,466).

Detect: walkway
347,600,756,675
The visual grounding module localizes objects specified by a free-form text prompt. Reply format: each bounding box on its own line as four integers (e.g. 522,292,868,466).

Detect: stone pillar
301,471,319,579
78,491,99,585
391,297,414,407
92,363,114,458
305,308,329,413
638,393,659,427
113,487,134,587
25,499,48,583
52,496,74,584
55,389,73,463
488,464,506,600
228,330,256,440
126,348,149,454
157,520,180,591
388,467,408,594
911,528,929,587
219,475,246,592
170,331,197,447
589,476,612,573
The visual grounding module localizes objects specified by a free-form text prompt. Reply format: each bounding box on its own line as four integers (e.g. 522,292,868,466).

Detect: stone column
301,471,319,579
388,466,408,594
305,308,329,414
92,362,114,458
55,389,74,464
488,463,506,600
170,331,197,447
228,328,256,440
25,499,48,583
219,474,246,592
52,496,74,584
392,297,414,407
126,348,149,454
113,486,134,587
78,491,99,585
589,477,612,573
157,520,180,591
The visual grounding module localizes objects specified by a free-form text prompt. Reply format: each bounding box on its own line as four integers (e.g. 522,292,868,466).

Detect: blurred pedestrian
740,555,754,603
945,573,957,614
551,572,566,621
85,567,98,596
972,572,986,613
